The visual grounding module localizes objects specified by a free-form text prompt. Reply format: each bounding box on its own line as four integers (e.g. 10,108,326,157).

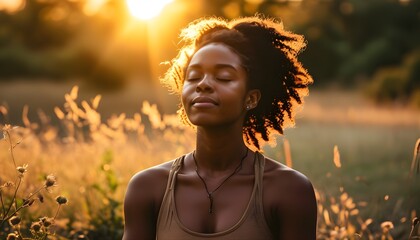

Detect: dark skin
123,43,317,240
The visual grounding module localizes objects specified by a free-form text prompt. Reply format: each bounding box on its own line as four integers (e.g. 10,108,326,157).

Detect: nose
196,75,213,92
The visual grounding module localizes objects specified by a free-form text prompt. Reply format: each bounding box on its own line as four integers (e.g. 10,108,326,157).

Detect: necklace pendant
193,149,249,216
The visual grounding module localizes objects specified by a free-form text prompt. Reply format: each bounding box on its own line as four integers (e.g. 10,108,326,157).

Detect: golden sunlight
126,0,173,20
0,0,24,13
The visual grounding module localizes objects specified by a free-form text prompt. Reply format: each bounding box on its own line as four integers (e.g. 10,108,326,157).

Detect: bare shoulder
125,160,174,207
262,155,318,239
122,160,174,240
263,156,315,205
127,161,173,191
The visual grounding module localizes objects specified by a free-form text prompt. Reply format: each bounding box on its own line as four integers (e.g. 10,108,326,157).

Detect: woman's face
181,43,252,128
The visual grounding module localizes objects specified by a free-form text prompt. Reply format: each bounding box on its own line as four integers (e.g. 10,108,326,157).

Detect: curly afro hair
160,15,313,149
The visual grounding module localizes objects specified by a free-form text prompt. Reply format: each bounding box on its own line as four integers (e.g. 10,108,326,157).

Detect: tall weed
0,85,418,239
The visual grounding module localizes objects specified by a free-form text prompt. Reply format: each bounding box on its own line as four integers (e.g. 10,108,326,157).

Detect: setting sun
126,0,173,20
0,0,24,12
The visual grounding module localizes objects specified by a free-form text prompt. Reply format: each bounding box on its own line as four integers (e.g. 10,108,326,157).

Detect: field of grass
1,83,419,239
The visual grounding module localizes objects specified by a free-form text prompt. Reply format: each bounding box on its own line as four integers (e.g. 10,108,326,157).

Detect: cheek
224,85,247,104
181,84,191,107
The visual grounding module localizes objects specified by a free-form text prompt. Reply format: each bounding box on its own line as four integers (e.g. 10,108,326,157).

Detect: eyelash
185,74,233,82
187,77,231,82
186,77,200,81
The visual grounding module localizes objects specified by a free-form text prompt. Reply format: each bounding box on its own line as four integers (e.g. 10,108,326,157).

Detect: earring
246,105,250,110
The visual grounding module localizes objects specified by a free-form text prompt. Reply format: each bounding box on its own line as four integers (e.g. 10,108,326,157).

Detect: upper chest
173,171,256,233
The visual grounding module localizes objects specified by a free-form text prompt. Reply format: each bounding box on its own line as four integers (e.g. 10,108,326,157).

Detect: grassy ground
262,89,420,237
1,81,419,239
266,122,419,224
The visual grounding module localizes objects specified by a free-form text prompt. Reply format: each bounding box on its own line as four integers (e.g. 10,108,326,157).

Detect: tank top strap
157,155,185,229
168,155,184,190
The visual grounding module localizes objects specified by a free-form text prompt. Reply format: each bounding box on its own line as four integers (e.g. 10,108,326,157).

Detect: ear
245,89,261,110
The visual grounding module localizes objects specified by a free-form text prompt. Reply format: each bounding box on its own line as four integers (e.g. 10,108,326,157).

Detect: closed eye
215,68,235,82
185,68,202,82
186,77,200,81
216,77,232,82
186,74,202,82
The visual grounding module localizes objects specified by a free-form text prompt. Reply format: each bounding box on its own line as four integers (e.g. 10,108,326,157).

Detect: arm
279,172,317,240
265,167,318,240
122,168,166,240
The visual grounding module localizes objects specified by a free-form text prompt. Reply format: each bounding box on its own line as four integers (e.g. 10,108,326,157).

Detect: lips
191,96,218,107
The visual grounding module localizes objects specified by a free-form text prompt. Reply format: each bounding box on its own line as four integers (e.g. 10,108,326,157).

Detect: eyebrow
187,63,239,71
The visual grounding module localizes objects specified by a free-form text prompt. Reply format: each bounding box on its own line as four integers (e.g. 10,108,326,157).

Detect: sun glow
0,0,24,13
126,0,173,20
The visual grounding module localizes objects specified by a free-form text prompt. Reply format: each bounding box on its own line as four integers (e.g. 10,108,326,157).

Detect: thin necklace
193,148,249,214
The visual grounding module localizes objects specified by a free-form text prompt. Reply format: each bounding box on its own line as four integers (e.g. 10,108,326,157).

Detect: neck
194,125,247,172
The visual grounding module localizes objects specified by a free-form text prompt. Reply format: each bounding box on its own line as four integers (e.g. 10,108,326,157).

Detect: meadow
0,84,419,239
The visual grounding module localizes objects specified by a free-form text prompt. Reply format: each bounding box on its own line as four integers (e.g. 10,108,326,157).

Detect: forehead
188,43,243,68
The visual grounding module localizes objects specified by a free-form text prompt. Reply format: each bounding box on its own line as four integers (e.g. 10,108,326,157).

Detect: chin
188,117,222,127
189,119,214,127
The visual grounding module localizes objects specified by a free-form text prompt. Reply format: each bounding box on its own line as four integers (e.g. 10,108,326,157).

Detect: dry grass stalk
1,85,419,238
283,138,293,168
1,124,67,239
333,145,342,168
409,138,420,178
409,217,419,239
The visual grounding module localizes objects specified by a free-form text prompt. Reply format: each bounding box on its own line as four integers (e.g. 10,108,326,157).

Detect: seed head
16,164,28,175
380,221,394,231
78,234,87,239
56,195,68,205
413,217,419,226
2,124,12,131
43,220,52,227
6,233,18,240
2,181,14,188
44,174,57,188
23,198,35,207
31,222,41,232
38,193,44,203
40,217,53,227
9,216,21,226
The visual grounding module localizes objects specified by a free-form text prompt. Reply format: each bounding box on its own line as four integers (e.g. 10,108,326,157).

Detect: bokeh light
0,0,24,13
126,0,173,20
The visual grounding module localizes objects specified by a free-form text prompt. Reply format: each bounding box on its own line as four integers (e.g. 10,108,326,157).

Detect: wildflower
413,217,419,226
409,217,419,240
2,124,12,131
9,216,21,226
56,195,68,205
16,164,28,176
40,217,52,227
31,222,41,232
2,181,14,188
22,198,35,207
44,174,57,188
6,233,18,240
381,221,394,229
78,234,88,239
381,221,394,234
38,193,44,203
1,124,16,141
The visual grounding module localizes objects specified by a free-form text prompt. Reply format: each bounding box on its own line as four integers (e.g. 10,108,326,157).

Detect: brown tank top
156,152,273,240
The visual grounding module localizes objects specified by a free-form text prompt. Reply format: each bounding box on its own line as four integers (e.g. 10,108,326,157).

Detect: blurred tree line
0,0,133,88
0,0,419,105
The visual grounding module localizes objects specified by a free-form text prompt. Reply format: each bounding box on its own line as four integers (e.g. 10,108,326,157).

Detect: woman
123,15,317,240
